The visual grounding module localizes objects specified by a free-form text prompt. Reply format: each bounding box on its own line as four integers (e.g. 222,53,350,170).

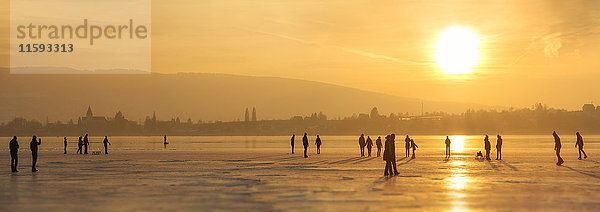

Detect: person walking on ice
410,139,418,159
302,133,309,158
366,136,373,157
103,136,111,154
376,136,382,157
9,136,19,172
30,136,41,172
575,132,587,160
290,134,295,154
553,131,564,166
358,134,366,157
315,135,322,154
496,135,503,160
445,136,451,157
484,135,491,161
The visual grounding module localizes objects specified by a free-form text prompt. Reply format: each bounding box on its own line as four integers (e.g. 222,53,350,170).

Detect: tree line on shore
1,103,600,136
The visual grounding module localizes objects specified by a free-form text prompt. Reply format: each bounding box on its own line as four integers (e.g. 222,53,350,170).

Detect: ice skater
302,132,309,158
103,136,111,154
445,136,451,157
496,135,503,160
376,136,382,157
410,139,418,159
575,132,587,160
366,136,373,157
484,135,491,160
405,135,411,157
30,136,41,172
358,134,366,157
290,134,295,154
553,131,564,166
383,134,399,176
9,136,19,172
315,135,322,154
83,134,89,154
63,137,67,154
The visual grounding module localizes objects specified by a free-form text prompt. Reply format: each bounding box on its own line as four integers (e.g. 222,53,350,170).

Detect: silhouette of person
302,133,309,158
366,136,373,157
103,136,111,154
315,135,322,154
410,139,418,159
445,136,451,157
405,135,411,157
163,135,169,149
83,134,89,154
290,134,295,154
383,134,399,176
376,136,382,157
9,136,19,172
30,136,41,172
575,132,587,160
358,134,366,157
77,136,83,154
553,131,564,166
63,137,67,154
484,135,491,160
495,135,503,160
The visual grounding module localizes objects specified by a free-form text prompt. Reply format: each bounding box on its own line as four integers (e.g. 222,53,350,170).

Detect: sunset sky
3,0,600,111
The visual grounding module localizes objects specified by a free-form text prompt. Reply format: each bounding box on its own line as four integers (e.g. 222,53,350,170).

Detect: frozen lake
1,135,599,211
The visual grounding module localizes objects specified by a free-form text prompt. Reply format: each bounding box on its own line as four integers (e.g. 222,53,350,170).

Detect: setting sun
435,26,481,75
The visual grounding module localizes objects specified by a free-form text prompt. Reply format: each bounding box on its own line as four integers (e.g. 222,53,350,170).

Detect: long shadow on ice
397,158,414,167
485,160,500,171
499,160,519,171
351,157,376,164
328,157,363,165
563,165,600,179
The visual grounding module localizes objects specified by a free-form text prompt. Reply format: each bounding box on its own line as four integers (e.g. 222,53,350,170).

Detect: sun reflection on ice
449,135,466,153
445,159,471,211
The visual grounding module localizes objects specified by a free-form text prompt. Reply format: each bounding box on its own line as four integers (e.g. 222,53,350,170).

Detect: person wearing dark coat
63,137,68,154
290,134,295,154
366,136,373,157
30,136,41,172
358,134,366,157
103,136,111,154
405,135,411,157
575,132,587,160
302,133,309,158
77,136,83,154
83,134,89,154
375,136,383,157
495,135,503,160
9,136,19,172
484,135,491,160
553,131,564,166
410,139,418,159
383,134,399,176
315,135,322,154
445,136,451,157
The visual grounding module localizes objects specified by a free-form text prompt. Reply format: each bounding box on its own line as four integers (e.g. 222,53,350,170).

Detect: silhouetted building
252,107,257,122
78,106,107,126
582,104,595,113
245,108,250,122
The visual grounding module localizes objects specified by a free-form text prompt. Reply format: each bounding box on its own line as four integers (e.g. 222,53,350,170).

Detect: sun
435,26,481,75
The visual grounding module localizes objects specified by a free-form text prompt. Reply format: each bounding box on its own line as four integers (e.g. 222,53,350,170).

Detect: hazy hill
0,68,502,123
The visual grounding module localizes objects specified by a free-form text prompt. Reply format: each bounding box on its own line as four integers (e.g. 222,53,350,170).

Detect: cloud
542,33,562,57
245,28,430,65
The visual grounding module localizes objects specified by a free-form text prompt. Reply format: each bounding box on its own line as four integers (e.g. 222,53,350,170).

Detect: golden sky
3,0,600,110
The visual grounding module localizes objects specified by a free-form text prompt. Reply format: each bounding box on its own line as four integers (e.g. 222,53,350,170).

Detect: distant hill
0,67,503,123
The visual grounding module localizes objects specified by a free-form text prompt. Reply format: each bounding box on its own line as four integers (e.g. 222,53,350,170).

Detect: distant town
1,104,600,136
